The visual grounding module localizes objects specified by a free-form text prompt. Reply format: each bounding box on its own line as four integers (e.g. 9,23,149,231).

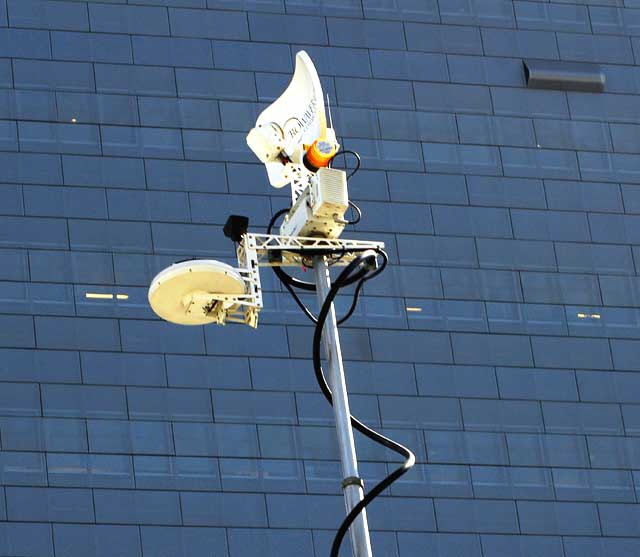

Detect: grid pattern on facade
2,0,640,555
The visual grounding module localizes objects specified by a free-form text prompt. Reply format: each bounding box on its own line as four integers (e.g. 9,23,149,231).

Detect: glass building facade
2,0,640,555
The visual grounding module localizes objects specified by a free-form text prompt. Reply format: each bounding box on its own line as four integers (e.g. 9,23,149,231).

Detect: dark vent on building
523,59,605,92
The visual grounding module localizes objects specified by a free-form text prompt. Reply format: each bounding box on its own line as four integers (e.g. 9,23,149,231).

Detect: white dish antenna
148,260,246,326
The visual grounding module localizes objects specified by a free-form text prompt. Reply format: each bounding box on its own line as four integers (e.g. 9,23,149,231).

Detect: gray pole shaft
313,256,373,557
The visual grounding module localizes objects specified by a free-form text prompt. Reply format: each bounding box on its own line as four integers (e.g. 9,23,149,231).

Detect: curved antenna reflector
256,50,327,147
247,51,328,187
148,260,246,326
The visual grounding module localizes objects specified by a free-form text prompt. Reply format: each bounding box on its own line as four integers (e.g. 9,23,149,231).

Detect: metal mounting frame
282,162,313,204
247,232,384,265
221,232,384,327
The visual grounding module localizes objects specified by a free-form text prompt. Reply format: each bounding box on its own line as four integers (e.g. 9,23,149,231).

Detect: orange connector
303,139,338,171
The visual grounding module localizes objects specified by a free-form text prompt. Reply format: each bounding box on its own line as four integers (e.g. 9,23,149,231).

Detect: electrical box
280,167,349,239
311,167,348,218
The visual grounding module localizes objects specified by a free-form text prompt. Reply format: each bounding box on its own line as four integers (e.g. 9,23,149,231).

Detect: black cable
267,207,291,233
265,205,415,552
309,250,415,557
345,200,362,225
264,150,411,554
281,278,318,323
336,275,365,326
329,149,361,181
266,209,371,324
276,257,371,326
329,246,346,264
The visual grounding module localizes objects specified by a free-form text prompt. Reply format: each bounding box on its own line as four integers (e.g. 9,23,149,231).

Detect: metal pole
313,255,373,557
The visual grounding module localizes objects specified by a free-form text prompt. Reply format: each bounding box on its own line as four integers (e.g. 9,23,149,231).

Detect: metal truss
281,163,313,204
245,233,385,266
221,232,384,328
222,233,263,328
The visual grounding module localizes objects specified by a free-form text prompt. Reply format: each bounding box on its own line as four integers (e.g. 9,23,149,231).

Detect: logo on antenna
285,94,317,140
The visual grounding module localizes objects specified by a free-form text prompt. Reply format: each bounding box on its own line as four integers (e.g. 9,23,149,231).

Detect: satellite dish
148,260,246,325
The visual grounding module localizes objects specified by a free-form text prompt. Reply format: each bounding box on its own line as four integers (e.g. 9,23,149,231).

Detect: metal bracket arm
242,233,385,267
223,233,384,328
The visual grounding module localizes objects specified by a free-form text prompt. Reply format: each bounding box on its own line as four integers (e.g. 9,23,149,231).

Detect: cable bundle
267,210,415,556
